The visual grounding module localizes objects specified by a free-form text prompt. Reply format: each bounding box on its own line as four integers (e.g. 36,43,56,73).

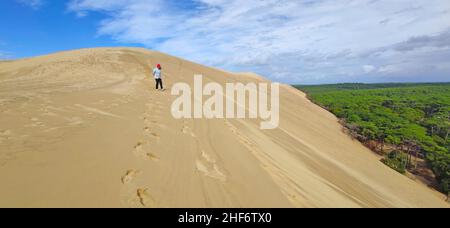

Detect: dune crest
0,48,447,208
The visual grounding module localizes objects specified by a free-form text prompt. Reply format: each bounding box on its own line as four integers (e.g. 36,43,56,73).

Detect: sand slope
0,48,447,208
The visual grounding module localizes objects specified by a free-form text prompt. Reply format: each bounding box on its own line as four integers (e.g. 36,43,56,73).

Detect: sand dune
0,48,447,208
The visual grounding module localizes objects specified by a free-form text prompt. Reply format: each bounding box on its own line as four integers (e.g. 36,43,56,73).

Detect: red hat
157,64,161,68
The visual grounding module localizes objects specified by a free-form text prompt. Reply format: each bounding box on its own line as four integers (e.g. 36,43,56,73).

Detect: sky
1,0,450,84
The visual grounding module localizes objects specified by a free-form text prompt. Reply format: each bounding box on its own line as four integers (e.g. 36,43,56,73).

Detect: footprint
181,122,197,138
196,160,226,182
149,132,160,139
135,141,144,149
201,150,215,163
133,141,144,154
28,117,45,127
137,188,156,207
121,170,139,184
0,130,11,136
195,151,227,182
26,121,44,128
67,117,84,126
146,153,160,161
196,160,209,174
182,125,189,134
144,127,151,132
146,122,164,131
145,119,159,124
33,122,45,127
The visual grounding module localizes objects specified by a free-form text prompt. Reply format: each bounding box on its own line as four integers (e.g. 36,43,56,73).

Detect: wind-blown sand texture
0,48,447,208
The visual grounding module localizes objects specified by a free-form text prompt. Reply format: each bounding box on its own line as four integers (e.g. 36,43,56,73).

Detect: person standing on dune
153,64,164,91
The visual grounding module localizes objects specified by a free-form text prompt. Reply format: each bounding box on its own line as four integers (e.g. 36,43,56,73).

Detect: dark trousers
155,78,163,90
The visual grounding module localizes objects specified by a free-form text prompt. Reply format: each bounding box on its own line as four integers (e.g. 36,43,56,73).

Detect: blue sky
0,1,143,58
1,0,450,84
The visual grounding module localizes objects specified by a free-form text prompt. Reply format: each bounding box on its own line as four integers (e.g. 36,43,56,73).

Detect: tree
297,83,450,194
424,103,442,118
402,140,421,169
382,100,396,109
382,151,407,174
446,128,449,141
376,132,387,153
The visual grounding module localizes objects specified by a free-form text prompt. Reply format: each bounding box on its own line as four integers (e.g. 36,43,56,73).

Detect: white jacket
153,68,162,79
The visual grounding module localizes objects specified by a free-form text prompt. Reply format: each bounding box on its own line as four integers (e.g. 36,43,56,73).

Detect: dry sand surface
0,48,448,208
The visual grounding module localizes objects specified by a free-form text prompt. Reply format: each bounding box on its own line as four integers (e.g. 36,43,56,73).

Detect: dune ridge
0,48,447,208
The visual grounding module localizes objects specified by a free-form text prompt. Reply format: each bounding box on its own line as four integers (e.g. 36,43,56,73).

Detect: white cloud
16,0,44,10
68,0,450,83
378,65,400,74
363,65,376,74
